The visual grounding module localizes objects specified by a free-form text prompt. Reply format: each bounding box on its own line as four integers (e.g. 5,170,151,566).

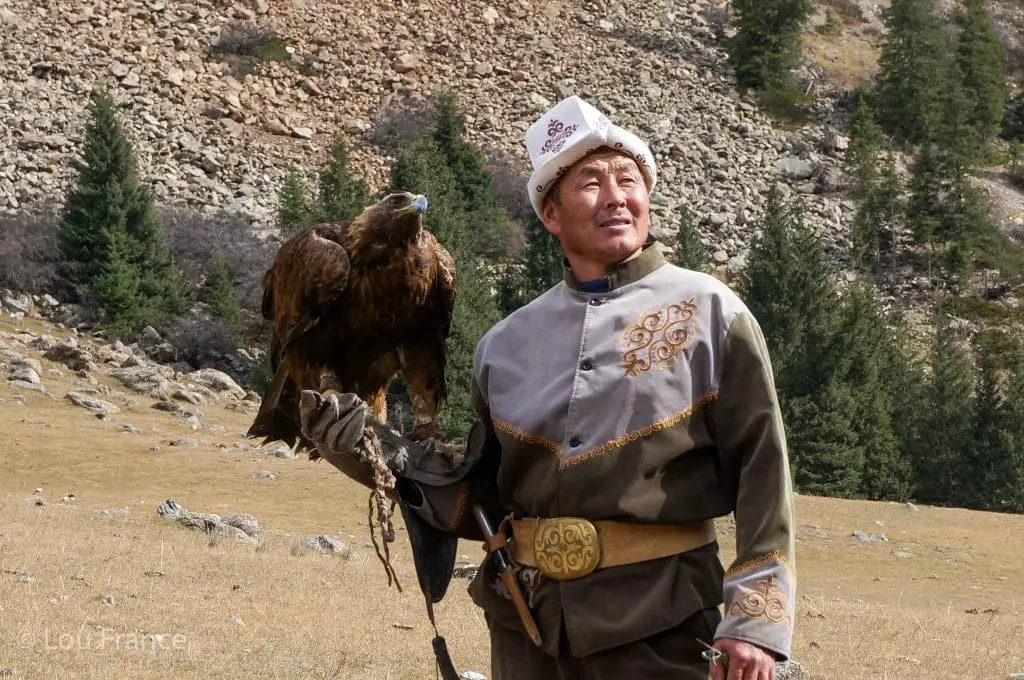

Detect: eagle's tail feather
247,355,292,440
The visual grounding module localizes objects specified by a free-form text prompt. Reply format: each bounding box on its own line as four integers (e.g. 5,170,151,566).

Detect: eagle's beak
396,194,428,216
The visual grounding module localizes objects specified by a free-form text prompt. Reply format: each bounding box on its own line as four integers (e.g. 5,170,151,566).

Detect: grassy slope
1,314,1022,678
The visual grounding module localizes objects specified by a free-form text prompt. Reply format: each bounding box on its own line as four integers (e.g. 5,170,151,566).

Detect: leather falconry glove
298,389,475,496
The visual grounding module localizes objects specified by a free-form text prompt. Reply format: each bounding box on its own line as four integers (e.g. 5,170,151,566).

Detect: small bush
821,0,864,22
211,23,293,77
818,10,842,36
368,96,436,154
161,208,275,314
0,205,60,293
164,313,238,368
756,85,815,125
487,149,533,223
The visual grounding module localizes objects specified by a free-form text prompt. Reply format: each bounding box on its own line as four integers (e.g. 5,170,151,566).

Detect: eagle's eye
389,195,404,205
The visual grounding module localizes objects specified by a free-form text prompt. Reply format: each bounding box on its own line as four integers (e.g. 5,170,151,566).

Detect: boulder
185,369,245,398
291,535,350,558
66,391,120,416
774,157,815,181
43,342,95,372
109,366,173,399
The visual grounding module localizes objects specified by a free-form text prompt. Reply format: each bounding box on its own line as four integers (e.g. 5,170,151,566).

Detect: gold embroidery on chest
728,574,792,626
619,298,699,377
492,417,560,456
559,391,718,469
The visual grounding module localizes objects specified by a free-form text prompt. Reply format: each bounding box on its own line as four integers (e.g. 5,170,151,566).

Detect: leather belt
505,517,717,581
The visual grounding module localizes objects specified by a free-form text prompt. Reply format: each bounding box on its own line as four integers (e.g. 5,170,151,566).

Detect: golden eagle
248,192,456,451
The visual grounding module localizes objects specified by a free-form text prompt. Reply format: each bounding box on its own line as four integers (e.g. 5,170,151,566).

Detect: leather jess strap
506,517,717,580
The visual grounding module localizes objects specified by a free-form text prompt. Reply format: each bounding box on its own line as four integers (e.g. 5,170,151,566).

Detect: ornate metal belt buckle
533,517,602,580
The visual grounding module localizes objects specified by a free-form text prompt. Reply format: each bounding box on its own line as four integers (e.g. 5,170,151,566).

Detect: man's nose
603,179,627,208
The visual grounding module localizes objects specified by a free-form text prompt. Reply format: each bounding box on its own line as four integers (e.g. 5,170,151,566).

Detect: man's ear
541,198,562,237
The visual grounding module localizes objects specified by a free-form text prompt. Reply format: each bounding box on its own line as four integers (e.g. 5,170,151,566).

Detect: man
300,96,796,680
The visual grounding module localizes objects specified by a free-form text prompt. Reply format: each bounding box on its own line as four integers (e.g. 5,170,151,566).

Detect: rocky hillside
1,0,863,269
3,0,1024,285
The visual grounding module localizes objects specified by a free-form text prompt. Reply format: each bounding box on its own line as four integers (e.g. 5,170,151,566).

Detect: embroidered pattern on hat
541,118,579,156
619,298,698,377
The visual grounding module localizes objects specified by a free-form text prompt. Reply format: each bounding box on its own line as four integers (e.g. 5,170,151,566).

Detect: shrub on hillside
487,149,533,224
161,208,275,313
0,205,60,293
369,96,436,154
164,312,238,369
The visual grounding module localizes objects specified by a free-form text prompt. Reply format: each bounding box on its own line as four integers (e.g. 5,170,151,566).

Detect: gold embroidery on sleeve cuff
728,574,792,626
724,549,794,579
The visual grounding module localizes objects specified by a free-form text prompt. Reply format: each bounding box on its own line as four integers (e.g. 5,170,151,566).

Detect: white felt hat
525,95,657,220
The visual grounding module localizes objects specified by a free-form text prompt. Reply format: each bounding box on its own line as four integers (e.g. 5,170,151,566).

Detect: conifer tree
965,338,1016,510
90,228,144,334
57,88,186,331
278,168,311,231
785,383,865,498
834,285,911,500
887,316,927,499
915,314,975,505
1003,343,1024,512
728,0,814,89
497,211,564,317
740,188,836,397
954,0,1007,159
875,0,951,145
431,93,513,255
316,136,370,222
673,206,708,273
847,91,887,268
203,249,240,326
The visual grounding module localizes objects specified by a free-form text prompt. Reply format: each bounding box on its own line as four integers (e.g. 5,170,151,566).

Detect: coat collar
563,238,667,292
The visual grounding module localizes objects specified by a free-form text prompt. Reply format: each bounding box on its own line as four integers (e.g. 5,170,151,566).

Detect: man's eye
619,177,637,185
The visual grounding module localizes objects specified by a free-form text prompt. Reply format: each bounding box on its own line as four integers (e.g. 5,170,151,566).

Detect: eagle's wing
266,223,352,353
249,224,351,444
429,233,457,341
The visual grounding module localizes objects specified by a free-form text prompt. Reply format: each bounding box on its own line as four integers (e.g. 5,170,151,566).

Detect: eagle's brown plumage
248,191,456,453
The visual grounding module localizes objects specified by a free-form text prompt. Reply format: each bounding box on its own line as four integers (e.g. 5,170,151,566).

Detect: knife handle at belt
473,505,543,647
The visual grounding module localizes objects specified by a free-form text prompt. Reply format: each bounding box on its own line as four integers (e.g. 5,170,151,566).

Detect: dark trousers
489,607,722,680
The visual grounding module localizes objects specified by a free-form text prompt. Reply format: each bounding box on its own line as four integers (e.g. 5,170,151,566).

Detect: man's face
541,150,650,273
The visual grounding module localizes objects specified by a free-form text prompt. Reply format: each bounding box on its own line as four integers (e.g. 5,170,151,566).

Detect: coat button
580,359,593,371
569,436,582,447
588,297,603,306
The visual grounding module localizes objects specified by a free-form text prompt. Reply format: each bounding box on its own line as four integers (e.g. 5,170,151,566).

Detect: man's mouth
599,216,633,229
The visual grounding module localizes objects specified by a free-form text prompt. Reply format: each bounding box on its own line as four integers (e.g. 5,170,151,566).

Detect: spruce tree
875,0,951,145
497,211,564,317
278,168,311,231
835,285,911,500
915,313,976,505
965,338,1016,510
740,187,836,396
728,0,814,89
673,206,708,273
847,90,886,267
57,88,186,331
203,249,240,326
1003,343,1024,512
954,0,1007,160
316,135,370,223
785,383,865,498
887,316,927,499
90,228,144,334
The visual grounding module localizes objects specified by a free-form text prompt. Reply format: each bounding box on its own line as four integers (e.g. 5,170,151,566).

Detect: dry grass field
1,315,1022,679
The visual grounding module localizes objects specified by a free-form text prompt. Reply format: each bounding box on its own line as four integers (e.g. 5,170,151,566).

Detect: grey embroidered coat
407,243,796,660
